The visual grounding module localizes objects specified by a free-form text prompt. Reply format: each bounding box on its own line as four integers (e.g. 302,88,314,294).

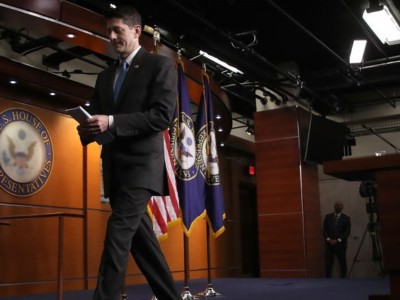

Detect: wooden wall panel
0,98,88,296
254,107,299,141
61,1,105,37
85,210,108,281
302,163,324,276
375,169,400,271
85,144,107,211
0,206,85,296
255,138,302,214
255,106,323,278
258,213,305,269
303,212,324,274
0,0,62,19
0,99,84,209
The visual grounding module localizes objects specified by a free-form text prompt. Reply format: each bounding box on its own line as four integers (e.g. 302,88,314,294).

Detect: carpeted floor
2,277,390,300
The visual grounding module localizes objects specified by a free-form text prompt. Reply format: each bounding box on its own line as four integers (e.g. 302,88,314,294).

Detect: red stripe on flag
163,130,180,218
148,130,180,238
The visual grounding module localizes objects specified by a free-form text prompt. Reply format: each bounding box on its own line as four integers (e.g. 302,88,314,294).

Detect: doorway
239,182,259,277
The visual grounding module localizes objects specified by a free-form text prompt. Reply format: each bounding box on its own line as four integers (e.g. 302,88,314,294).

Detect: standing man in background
323,201,351,278
76,5,181,300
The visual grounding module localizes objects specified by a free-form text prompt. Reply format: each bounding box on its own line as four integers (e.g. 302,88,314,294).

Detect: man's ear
133,25,141,38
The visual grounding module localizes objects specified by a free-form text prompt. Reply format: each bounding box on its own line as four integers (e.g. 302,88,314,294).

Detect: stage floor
2,277,390,300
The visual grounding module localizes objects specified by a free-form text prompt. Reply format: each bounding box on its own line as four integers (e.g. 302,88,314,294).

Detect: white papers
65,106,114,145
65,106,92,124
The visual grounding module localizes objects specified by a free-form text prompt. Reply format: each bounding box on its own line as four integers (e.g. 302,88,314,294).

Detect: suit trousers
325,243,348,278
93,187,181,300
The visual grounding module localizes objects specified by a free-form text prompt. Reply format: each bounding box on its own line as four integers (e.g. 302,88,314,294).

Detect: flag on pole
170,61,206,236
195,71,226,237
147,38,180,239
148,130,181,239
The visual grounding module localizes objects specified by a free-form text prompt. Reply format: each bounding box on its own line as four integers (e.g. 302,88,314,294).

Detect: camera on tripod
359,180,376,198
349,180,384,277
359,180,382,262
359,180,378,215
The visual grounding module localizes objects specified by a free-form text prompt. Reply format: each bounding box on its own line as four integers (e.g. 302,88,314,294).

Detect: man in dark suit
76,5,181,300
323,201,351,278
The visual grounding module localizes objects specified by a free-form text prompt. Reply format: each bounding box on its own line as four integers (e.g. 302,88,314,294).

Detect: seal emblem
170,113,197,181
0,108,53,196
196,120,220,185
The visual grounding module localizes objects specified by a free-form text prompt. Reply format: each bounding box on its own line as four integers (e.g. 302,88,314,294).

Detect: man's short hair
105,5,142,28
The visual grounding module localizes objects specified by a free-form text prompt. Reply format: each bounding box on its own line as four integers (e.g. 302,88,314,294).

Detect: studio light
349,40,367,64
363,3,400,45
199,50,244,74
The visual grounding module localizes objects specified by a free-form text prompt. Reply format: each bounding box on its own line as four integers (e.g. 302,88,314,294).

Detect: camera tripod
348,194,384,277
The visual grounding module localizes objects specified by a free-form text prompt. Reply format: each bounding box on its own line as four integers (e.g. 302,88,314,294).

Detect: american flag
148,130,181,239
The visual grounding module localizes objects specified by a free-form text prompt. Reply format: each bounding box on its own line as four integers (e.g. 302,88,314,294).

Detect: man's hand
77,115,109,144
328,239,338,246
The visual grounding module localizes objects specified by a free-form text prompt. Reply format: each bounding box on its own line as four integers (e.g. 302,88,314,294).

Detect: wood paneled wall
0,83,248,298
254,106,324,278
0,1,256,297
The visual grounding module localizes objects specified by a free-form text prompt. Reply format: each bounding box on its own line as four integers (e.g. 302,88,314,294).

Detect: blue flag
170,62,206,236
195,72,226,237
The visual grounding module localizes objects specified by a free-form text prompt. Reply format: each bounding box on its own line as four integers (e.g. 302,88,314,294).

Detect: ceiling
1,0,400,136
65,0,400,119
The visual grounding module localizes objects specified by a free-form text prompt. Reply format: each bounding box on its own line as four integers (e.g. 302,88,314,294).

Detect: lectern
324,154,400,300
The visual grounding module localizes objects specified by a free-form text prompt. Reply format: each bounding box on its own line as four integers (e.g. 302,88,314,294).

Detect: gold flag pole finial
177,49,182,61
153,25,160,54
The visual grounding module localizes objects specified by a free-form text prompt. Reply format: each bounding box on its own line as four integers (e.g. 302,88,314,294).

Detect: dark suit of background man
76,5,181,300
323,201,351,278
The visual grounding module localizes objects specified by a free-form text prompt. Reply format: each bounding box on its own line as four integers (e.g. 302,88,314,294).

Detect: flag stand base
196,284,223,298
120,292,127,300
182,290,200,300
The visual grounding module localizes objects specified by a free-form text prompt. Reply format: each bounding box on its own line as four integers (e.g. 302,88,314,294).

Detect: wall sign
0,108,53,196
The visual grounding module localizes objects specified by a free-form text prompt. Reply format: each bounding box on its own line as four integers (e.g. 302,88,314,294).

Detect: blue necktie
114,61,128,102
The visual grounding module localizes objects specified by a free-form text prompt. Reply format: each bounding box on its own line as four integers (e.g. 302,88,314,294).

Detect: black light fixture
246,120,255,135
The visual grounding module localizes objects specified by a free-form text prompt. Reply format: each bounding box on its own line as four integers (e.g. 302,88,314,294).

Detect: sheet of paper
65,106,114,145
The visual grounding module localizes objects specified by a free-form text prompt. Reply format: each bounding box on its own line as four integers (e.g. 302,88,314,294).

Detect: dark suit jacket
90,48,177,198
323,212,351,246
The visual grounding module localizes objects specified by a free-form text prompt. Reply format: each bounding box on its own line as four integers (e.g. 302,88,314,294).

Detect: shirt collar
119,46,141,67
